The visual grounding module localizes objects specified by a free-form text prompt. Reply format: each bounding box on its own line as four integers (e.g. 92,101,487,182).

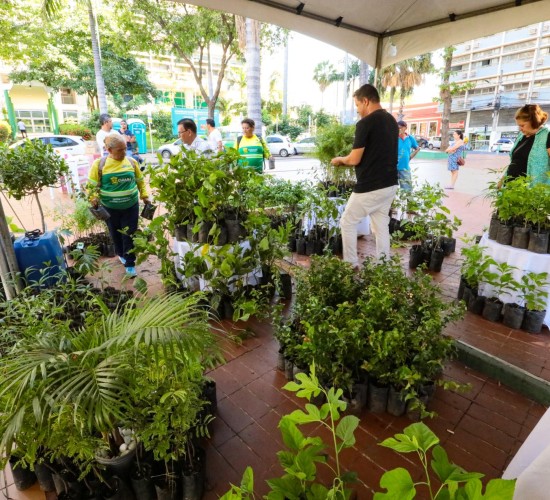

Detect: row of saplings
274,255,467,420
458,238,549,333
0,267,222,500
488,174,550,254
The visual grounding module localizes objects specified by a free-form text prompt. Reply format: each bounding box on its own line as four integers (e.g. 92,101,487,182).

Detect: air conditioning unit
470,71,477,77
538,59,544,65
518,92,527,99
529,28,538,35
473,42,480,48
461,72,468,79
464,45,471,51
525,61,533,68
543,25,550,32
532,92,540,98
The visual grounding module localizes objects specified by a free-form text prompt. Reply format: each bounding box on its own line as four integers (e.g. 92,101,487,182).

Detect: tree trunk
440,47,454,151
359,61,369,85
388,87,396,114
245,18,262,134
0,197,21,298
87,1,108,115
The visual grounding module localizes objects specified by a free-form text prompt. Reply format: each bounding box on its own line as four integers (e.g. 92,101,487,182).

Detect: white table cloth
478,233,550,326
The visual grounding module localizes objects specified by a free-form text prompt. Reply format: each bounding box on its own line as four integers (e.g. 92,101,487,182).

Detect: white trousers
340,185,398,266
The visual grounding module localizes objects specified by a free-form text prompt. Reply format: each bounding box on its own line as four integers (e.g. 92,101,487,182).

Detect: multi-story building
449,21,550,150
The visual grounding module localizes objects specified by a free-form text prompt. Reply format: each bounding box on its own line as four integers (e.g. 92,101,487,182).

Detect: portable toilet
127,118,147,154
111,117,123,131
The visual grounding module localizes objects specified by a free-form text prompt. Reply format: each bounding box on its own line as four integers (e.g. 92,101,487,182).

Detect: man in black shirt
331,84,398,267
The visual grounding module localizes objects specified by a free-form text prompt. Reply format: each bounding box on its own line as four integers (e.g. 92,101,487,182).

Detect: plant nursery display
275,255,465,417
137,149,293,320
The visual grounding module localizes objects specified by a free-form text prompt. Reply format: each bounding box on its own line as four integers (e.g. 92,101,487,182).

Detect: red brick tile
209,413,235,447
216,435,262,483
444,441,501,479
474,391,529,424
217,396,255,433
447,428,509,471
467,402,522,438
239,421,282,463
229,387,271,420
459,414,516,453
247,375,289,407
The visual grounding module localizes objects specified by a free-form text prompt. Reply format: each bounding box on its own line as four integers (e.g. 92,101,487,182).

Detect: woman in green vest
504,104,550,185
236,118,272,173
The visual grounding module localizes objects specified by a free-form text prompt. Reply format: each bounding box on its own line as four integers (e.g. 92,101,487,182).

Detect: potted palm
0,293,219,494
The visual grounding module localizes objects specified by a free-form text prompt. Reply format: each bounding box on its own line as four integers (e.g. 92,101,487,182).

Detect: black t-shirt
352,109,398,193
508,133,550,178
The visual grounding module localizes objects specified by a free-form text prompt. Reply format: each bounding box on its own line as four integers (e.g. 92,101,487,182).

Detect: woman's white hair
105,134,126,149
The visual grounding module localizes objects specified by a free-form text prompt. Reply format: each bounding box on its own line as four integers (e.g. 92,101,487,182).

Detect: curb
456,339,550,406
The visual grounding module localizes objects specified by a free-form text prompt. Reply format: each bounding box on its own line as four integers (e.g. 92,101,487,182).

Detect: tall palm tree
439,47,455,151
313,61,337,108
380,64,398,114
396,54,433,120
44,0,108,114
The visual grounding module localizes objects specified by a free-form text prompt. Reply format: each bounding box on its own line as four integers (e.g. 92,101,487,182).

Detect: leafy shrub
152,111,174,141
59,123,93,140
0,121,12,143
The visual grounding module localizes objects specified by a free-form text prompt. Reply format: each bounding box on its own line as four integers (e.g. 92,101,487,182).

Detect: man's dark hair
177,118,197,135
353,84,380,103
241,118,255,129
206,118,215,127
99,113,111,126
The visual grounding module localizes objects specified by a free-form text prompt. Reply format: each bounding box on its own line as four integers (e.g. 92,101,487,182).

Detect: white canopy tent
180,0,550,67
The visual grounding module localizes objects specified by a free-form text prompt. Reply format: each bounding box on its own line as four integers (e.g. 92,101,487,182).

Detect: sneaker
118,256,126,265
125,266,137,278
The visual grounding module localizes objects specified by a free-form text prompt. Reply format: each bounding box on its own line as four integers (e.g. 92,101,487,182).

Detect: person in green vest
235,118,272,173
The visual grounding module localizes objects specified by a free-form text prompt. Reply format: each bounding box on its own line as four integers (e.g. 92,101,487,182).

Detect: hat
397,120,407,127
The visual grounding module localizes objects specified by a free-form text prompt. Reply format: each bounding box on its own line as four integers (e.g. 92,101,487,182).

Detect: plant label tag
76,242,85,250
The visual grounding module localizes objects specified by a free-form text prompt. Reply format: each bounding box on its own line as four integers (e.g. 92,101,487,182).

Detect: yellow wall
10,85,49,110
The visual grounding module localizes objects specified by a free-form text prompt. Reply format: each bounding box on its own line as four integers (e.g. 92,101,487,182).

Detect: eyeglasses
178,129,189,136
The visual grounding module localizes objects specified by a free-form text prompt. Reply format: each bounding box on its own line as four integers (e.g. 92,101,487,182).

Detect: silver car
293,136,317,154
265,134,295,157
10,135,87,156
158,139,182,159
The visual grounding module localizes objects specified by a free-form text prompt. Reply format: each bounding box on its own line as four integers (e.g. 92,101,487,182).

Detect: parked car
414,135,429,148
265,134,295,157
292,136,317,154
427,135,455,150
10,135,87,156
158,138,182,159
490,138,514,153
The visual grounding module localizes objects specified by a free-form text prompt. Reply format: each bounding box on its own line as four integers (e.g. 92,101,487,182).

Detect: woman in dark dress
504,104,550,185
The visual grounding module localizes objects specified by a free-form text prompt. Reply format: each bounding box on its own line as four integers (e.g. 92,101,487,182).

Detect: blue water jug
13,230,66,287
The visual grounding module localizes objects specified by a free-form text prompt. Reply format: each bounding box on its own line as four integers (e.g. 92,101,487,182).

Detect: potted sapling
518,271,550,333
481,261,519,322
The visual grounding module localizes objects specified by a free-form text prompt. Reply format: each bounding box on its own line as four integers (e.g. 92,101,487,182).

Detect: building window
174,91,186,107
429,122,438,136
409,123,418,135
15,110,50,133
63,110,78,122
193,95,208,108
60,88,76,105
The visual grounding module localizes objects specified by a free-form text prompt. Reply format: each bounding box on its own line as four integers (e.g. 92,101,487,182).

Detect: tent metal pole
0,195,22,295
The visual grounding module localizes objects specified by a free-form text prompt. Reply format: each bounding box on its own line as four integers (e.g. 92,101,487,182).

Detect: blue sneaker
118,256,126,265
125,266,137,278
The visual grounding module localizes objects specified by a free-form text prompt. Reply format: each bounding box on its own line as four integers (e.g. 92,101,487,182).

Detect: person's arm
331,147,365,166
260,137,272,159
87,160,100,207
410,147,420,160
132,160,149,202
446,140,463,153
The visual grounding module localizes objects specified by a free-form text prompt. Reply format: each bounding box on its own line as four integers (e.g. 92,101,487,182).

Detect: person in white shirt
96,114,118,156
206,118,223,153
177,118,213,156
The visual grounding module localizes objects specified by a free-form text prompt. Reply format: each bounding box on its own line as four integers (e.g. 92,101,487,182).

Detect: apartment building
449,21,550,150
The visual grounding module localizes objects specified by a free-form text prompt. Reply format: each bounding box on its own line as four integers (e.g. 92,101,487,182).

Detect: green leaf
240,466,254,493
259,237,269,250
481,478,516,499
379,435,418,454
279,417,305,451
431,445,458,482
266,475,303,499
404,422,439,452
335,415,360,448
374,468,416,500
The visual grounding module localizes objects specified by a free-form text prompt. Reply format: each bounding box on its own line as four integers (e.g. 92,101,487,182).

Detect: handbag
457,156,465,166
141,202,157,220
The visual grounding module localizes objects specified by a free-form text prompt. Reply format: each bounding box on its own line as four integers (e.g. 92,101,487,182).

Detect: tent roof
180,0,550,66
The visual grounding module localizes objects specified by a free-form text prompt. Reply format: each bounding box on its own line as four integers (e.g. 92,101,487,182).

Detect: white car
293,136,317,154
158,139,182,159
427,136,454,150
490,138,514,153
265,134,295,157
10,135,87,156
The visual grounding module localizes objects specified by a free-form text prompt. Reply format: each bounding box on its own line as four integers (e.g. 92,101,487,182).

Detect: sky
263,32,443,115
